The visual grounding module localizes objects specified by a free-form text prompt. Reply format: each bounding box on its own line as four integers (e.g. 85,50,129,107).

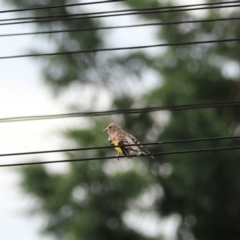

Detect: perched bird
103,123,154,160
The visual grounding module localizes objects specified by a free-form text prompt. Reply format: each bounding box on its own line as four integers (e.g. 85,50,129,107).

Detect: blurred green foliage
4,0,240,239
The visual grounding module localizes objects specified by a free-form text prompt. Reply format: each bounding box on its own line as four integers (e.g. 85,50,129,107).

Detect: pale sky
0,0,207,239
0,2,75,239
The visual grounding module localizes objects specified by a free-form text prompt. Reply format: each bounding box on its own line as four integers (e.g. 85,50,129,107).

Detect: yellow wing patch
111,140,123,154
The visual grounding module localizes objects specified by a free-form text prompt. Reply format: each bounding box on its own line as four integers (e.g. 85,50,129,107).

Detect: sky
0,46,57,240
0,0,206,239
0,2,73,239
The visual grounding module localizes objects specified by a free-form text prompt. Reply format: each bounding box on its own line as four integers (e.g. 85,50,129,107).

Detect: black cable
1,0,239,23
1,17,240,38
0,0,126,14
1,135,240,158
1,2,239,26
1,145,240,168
1,100,240,123
2,1,239,22
1,0,238,15
1,38,240,60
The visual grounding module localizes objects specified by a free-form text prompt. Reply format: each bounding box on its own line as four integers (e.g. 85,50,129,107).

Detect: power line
1,2,239,26
0,0,126,14
1,101,240,123
1,38,240,60
2,1,239,23
1,16,240,38
2,1,240,23
1,144,240,168
1,135,240,158
0,0,238,15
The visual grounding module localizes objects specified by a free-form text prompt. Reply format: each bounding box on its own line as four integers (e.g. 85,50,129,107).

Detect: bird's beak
103,127,108,132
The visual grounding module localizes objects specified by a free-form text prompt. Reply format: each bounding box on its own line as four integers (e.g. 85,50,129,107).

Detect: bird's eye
109,126,112,129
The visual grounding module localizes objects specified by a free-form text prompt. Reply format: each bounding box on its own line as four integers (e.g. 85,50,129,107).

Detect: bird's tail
135,146,154,159
143,145,154,158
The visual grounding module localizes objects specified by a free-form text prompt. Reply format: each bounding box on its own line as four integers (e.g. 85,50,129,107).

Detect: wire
1,2,239,26
1,17,240,38
1,145,240,168
2,1,240,22
1,100,240,123
1,135,240,158
0,0,126,14
1,38,240,60
1,0,238,15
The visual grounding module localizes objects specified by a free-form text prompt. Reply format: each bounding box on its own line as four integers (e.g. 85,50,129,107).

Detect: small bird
103,123,154,160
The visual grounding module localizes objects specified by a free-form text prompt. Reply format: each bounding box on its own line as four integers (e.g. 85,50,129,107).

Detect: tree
4,0,240,239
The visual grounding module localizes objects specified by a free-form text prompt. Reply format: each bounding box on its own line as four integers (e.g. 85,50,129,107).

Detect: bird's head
103,123,121,135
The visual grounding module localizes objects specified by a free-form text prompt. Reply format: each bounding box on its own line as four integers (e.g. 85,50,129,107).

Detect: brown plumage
103,123,154,160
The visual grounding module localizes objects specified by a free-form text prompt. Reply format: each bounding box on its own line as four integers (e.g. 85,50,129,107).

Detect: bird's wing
120,131,141,151
111,129,153,158
123,131,153,158
126,132,139,144
111,129,141,154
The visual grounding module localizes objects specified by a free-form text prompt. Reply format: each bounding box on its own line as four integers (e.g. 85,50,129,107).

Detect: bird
103,123,154,160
